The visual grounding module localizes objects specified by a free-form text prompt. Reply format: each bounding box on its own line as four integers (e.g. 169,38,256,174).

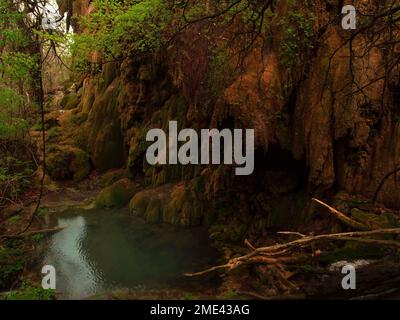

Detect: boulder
46,146,91,182
95,178,136,208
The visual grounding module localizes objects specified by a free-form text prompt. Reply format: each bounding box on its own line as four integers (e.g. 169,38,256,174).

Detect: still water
42,208,219,299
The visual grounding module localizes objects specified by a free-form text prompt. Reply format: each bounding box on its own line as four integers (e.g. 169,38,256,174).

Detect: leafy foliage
0,246,24,289
0,0,39,207
278,8,316,70
70,0,171,73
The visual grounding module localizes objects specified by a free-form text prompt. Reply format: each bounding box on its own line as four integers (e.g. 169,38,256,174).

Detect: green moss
102,62,119,88
46,146,91,181
316,244,386,264
70,148,91,182
86,81,125,171
1,284,55,300
44,111,59,129
219,290,241,300
70,112,88,125
0,247,24,289
129,190,150,217
145,199,163,223
129,182,202,226
98,169,126,187
46,148,70,180
8,215,21,224
61,93,79,110
351,208,400,229
95,178,136,208
47,127,58,142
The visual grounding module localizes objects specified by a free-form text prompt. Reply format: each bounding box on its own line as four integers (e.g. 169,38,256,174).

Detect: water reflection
43,208,218,299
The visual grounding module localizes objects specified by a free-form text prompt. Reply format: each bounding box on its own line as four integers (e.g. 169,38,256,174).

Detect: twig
244,239,256,250
277,231,306,238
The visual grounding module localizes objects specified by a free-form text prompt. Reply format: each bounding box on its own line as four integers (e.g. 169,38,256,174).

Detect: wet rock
351,208,399,229
95,178,136,208
86,80,125,171
46,145,91,182
129,182,202,226
61,93,79,110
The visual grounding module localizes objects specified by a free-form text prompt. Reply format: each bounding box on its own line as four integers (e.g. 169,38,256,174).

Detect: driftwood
185,227,400,277
184,199,400,300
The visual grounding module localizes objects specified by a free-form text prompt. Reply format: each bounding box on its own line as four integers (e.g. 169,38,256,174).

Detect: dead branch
277,231,306,238
312,198,369,230
244,238,256,250
185,227,400,277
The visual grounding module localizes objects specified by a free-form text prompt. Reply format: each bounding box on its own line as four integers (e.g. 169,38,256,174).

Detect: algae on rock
95,178,137,208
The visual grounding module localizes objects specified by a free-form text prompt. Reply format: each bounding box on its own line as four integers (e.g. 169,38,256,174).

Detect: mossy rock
60,114,89,151
95,178,136,208
0,248,24,290
138,64,153,82
70,149,91,182
44,111,59,129
145,199,163,223
61,93,79,110
70,112,88,125
102,62,119,88
351,208,400,229
316,243,386,264
129,190,151,218
46,150,70,180
129,188,165,221
98,169,127,188
46,146,91,182
163,184,186,224
86,81,125,171
129,182,203,226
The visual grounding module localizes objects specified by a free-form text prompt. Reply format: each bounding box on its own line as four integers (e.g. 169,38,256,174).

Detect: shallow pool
42,208,219,299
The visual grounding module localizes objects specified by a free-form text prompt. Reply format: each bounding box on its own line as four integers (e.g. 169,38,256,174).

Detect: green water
42,208,219,299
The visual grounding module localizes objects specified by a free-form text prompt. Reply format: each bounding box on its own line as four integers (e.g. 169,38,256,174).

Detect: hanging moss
69,148,91,182
86,80,125,171
129,182,204,226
